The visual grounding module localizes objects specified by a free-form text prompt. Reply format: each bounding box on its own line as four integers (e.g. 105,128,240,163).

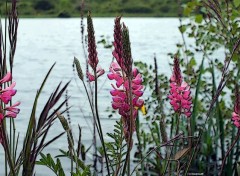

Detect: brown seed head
74,57,84,81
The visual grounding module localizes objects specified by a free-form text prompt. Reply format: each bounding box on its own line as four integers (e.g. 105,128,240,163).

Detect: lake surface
0,17,191,175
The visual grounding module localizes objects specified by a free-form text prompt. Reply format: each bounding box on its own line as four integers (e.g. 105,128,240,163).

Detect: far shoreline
16,13,182,18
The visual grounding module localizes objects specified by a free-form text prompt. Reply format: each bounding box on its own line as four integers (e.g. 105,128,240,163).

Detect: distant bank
0,0,189,18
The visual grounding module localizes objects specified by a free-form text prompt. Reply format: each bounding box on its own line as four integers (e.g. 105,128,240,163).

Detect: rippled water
0,18,185,175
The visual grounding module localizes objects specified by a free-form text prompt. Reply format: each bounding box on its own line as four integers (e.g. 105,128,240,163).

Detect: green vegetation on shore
0,0,189,18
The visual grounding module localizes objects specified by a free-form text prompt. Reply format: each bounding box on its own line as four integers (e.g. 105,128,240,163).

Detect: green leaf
234,0,240,7
179,25,187,33
232,53,238,62
195,14,203,23
183,7,191,16
189,57,197,67
36,153,65,176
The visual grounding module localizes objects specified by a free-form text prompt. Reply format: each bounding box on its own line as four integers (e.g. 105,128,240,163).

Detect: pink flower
87,67,105,82
168,56,192,117
0,102,20,120
4,102,20,118
0,72,12,84
0,73,20,121
0,82,17,104
108,61,144,137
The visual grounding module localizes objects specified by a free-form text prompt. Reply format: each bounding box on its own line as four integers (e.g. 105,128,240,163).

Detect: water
0,18,185,175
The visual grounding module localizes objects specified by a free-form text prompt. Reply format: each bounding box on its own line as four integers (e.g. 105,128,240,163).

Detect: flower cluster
108,17,144,142
86,13,105,82
108,63,144,140
168,56,192,117
108,63,144,116
232,86,240,128
0,72,20,122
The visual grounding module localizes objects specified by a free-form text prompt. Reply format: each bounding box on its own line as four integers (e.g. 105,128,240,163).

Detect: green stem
82,78,102,174
82,81,100,136
5,152,7,176
82,81,98,174
163,113,180,175
2,125,16,176
94,72,110,175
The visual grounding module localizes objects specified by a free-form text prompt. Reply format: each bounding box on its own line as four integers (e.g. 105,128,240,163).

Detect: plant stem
94,72,110,175
5,152,7,176
122,77,134,176
83,80,98,174
2,125,16,176
163,113,180,175
82,81,101,136
219,129,240,176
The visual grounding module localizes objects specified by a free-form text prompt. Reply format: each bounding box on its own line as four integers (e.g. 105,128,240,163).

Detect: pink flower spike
169,56,192,117
0,73,12,84
109,19,144,144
